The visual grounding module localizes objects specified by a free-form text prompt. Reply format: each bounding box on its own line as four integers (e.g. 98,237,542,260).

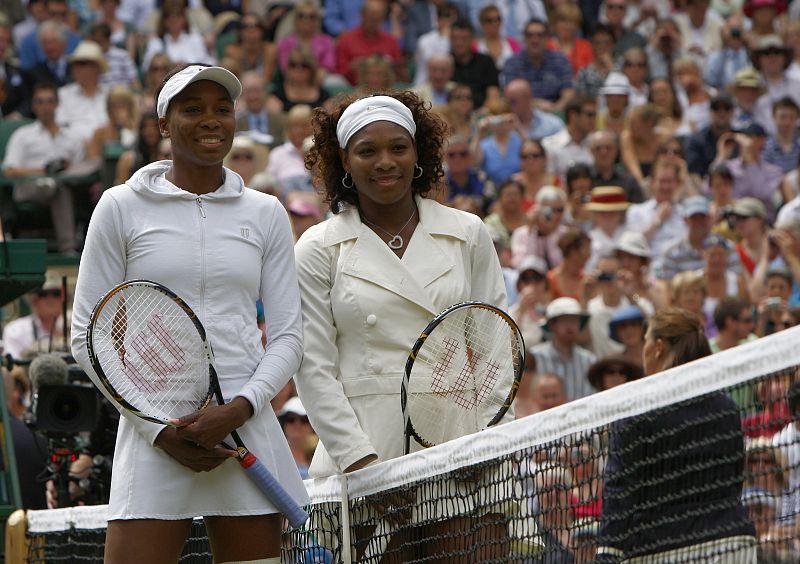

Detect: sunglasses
624,61,647,68
241,22,261,28
296,12,318,20
524,30,546,38
481,17,501,23
447,150,469,158
231,153,254,161
711,105,733,112
289,61,312,69
33,96,57,104
521,152,544,160
36,289,61,298
519,273,545,284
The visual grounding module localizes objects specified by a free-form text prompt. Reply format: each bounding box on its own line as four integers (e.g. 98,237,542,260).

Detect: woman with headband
71,64,308,564
294,91,509,560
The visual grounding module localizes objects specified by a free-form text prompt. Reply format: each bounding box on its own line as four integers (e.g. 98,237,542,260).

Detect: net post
339,474,353,564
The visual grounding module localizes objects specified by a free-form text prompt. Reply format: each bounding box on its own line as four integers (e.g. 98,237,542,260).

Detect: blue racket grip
240,452,309,528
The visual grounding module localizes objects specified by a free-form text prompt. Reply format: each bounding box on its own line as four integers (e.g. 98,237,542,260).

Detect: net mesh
25,327,800,563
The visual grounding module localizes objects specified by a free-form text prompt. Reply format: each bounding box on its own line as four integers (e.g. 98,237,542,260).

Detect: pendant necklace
361,208,417,250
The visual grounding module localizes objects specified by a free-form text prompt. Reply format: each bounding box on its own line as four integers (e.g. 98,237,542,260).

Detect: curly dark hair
305,90,447,214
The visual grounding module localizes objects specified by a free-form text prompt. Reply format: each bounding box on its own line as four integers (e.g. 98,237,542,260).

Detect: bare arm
620,129,645,186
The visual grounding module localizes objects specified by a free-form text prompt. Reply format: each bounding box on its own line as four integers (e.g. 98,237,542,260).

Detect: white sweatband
336,95,416,149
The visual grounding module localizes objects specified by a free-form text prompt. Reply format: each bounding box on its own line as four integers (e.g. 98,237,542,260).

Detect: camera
765,297,782,309
488,115,506,127
598,271,617,282
730,27,742,39
33,384,100,435
44,159,68,176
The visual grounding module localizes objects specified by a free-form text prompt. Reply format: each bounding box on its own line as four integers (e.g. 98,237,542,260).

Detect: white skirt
107,407,309,520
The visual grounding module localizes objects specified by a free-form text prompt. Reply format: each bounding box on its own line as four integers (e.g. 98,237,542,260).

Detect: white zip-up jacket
71,162,308,518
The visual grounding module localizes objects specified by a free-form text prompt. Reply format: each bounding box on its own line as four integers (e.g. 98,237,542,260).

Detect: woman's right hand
154,427,237,472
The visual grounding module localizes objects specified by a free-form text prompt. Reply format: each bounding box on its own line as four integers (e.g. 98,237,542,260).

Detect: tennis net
23,326,800,563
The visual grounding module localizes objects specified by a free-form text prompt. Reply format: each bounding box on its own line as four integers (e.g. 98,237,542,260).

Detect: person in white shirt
584,185,630,272
2,272,67,359
413,2,457,86
55,40,109,143
141,0,214,71
625,160,688,263
541,95,596,181
2,82,84,253
772,379,800,522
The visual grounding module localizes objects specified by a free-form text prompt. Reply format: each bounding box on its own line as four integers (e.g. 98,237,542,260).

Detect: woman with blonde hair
620,103,664,187
547,3,593,73
223,13,277,87
276,1,337,85
648,77,683,138
356,54,395,94
87,85,138,160
671,269,708,326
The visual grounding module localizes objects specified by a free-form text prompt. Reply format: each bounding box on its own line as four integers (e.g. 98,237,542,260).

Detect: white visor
156,65,242,119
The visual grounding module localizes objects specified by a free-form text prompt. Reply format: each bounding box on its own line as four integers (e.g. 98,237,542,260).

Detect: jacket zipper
196,197,206,323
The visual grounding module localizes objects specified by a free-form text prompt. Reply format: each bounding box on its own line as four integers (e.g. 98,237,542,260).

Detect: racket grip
239,452,309,528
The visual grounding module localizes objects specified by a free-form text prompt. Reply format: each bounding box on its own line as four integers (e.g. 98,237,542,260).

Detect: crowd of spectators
2,0,800,558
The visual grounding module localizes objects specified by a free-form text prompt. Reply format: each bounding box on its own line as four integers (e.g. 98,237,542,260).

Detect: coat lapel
325,198,468,316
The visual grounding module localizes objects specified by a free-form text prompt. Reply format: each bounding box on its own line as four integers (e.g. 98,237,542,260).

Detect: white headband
336,96,416,149
157,65,242,118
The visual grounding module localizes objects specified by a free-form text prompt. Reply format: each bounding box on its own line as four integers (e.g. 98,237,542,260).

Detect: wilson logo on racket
431,337,502,409
122,314,186,393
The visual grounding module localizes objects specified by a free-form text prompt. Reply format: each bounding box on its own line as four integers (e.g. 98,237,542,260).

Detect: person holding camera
510,185,569,269
713,122,783,222
1,82,82,254
703,19,751,90
645,18,686,80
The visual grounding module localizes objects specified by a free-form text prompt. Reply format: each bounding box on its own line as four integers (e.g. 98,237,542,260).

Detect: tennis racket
361,302,524,561
86,279,309,528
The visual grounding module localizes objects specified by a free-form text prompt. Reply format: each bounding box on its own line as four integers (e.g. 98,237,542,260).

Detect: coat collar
323,196,468,315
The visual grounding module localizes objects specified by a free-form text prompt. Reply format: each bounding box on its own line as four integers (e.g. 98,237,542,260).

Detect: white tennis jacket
71,162,309,518
294,196,509,478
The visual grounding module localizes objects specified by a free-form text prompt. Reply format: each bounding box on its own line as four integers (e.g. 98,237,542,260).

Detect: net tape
26,326,800,563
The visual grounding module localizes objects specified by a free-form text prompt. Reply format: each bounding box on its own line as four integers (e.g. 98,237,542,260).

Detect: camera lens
48,389,82,423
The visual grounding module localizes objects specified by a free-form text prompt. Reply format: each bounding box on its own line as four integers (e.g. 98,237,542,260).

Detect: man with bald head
413,52,455,106
504,78,563,140
589,130,645,203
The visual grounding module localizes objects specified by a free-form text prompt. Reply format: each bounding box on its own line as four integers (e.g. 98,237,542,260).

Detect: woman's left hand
173,397,253,450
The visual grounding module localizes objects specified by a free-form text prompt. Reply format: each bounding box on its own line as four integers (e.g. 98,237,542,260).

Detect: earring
341,172,354,189
413,164,423,179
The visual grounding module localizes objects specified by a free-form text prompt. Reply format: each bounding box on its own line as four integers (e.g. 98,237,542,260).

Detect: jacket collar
323,196,467,315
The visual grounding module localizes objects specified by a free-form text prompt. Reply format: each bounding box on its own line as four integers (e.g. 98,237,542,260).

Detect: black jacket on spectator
28,58,72,89
452,51,499,109
1,61,33,118
685,125,731,176
597,391,755,561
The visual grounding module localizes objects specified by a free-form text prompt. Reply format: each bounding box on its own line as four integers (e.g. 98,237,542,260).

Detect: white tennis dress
71,162,309,519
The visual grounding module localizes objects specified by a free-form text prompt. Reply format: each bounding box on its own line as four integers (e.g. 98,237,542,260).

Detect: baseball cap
157,65,242,118
740,122,767,137
732,197,766,219
680,196,711,218
277,396,307,417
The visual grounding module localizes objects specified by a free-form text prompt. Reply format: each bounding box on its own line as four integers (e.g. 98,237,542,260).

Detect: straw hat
224,135,269,173
598,72,630,97
727,68,765,95
751,35,792,70
732,197,766,219
584,186,630,212
68,40,109,73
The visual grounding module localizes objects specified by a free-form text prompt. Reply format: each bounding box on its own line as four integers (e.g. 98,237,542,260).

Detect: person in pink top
277,1,337,85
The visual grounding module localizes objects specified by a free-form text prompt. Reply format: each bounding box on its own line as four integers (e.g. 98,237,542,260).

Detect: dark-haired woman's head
305,90,447,213
643,307,711,375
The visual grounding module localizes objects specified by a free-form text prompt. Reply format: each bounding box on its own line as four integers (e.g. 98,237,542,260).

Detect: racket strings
91,286,210,421
407,307,522,446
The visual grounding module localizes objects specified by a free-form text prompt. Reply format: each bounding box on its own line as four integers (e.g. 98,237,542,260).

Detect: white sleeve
236,202,303,415
70,190,167,445
293,226,378,473
2,128,28,170
469,217,508,310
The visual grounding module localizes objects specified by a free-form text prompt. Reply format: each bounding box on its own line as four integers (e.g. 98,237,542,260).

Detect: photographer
645,18,686,80
1,82,83,254
713,123,783,222
510,185,569,270
751,215,800,316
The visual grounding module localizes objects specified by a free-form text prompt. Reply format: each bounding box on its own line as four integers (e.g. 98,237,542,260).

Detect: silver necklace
361,208,417,250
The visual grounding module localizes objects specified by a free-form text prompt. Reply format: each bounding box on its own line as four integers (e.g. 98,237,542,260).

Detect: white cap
157,65,242,119
277,396,307,417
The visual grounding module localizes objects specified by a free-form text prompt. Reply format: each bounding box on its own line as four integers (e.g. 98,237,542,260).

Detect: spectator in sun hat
584,186,630,272
286,196,323,242
744,0,787,41
587,254,628,358
589,131,644,205
607,305,647,367
587,355,644,392
277,396,316,479
531,297,596,401
751,35,800,136
223,134,270,187
728,67,766,131
55,39,110,143
612,232,659,312
511,255,550,348
596,72,630,137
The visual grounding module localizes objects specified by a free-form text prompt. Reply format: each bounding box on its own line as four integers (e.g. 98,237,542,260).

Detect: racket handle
239,452,309,528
